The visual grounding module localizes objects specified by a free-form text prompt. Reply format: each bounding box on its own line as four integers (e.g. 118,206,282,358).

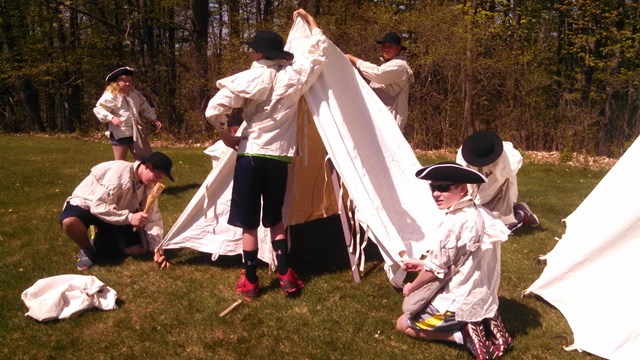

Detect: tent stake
219,299,242,317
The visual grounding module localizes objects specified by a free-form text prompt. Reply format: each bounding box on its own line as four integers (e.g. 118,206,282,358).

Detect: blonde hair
105,82,122,94
104,74,133,94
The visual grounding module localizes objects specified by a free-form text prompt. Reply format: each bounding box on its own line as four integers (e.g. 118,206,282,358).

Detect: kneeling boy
396,162,512,359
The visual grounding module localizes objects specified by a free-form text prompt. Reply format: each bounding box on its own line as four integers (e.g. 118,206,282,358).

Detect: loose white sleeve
93,92,117,123
356,58,408,85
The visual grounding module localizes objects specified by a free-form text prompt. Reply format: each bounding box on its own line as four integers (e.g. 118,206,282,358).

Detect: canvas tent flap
160,18,443,280
525,135,640,360
293,23,443,264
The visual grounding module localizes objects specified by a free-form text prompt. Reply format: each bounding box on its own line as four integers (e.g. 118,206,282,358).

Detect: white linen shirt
205,28,328,158
424,196,503,322
93,88,158,140
456,142,523,226
65,160,163,250
355,55,414,130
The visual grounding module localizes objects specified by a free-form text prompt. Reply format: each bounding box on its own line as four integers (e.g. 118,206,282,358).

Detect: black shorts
228,155,288,230
109,133,134,145
60,202,141,254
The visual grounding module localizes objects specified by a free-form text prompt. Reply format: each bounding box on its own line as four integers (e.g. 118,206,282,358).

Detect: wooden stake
218,299,242,317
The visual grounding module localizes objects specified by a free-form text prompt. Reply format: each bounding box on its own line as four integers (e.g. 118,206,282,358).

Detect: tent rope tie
302,100,309,167
359,225,370,271
354,205,361,262
322,155,331,217
343,191,369,272
346,192,356,253
339,181,364,271
563,344,579,352
203,185,211,221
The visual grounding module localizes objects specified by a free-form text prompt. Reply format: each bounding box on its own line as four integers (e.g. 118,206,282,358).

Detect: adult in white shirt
456,131,539,231
346,32,414,130
59,152,174,271
396,162,512,360
205,9,327,299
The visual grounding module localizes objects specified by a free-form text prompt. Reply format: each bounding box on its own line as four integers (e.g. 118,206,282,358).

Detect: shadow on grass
162,183,201,195
499,296,543,338
95,254,127,267
95,252,160,268
164,249,243,268
509,225,544,237
159,214,387,284
288,215,385,277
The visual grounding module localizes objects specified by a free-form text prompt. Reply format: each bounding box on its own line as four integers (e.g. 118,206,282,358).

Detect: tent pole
328,159,362,284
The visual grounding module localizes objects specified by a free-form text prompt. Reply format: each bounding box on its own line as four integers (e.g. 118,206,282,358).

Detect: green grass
0,135,607,360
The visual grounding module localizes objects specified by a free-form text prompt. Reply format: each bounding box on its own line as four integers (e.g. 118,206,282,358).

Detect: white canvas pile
21,274,117,322
525,135,640,359
159,19,444,283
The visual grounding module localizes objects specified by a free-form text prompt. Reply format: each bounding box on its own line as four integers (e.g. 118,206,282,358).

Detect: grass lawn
0,134,607,359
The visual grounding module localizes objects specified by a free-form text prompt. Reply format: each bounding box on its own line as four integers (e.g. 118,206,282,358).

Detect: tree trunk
18,78,45,132
191,0,209,115
164,4,179,129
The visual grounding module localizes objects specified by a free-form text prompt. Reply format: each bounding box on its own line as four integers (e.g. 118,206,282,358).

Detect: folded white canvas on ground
525,135,640,359
21,274,117,322
160,19,444,284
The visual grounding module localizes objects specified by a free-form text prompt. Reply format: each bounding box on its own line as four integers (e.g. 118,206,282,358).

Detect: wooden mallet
133,182,165,231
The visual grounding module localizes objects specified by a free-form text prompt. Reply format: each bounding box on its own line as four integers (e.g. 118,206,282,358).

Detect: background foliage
1,0,639,156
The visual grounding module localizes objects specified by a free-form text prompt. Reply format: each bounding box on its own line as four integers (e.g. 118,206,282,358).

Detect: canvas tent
159,19,444,285
524,135,640,359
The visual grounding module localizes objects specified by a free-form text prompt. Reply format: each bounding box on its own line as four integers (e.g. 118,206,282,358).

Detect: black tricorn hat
245,30,294,61
461,131,504,167
415,162,487,184
375,32,407,51
105,66,135,82
141,152,174,181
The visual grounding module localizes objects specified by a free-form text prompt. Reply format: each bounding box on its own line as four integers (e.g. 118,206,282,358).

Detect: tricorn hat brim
106,66,135,82
415,162,487,184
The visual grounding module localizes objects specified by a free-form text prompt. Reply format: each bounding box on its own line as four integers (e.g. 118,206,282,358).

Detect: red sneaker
514,202,539,227
483,314,513,357
277,268,304,295
462,321,496,360
235,271,259,300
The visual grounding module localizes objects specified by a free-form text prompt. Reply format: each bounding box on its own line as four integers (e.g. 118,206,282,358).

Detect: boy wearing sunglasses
396,162,512,360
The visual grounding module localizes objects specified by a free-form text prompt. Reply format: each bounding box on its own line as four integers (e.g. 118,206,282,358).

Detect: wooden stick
219,299,242,317
143,182,165,214
133,182,165,231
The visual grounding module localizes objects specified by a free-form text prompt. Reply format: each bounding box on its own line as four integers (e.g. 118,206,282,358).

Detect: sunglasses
429,183,457,193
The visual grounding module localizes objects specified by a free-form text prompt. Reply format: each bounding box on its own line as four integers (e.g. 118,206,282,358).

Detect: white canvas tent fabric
160,19,444,283
21,275,117,322
525,135,640,360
